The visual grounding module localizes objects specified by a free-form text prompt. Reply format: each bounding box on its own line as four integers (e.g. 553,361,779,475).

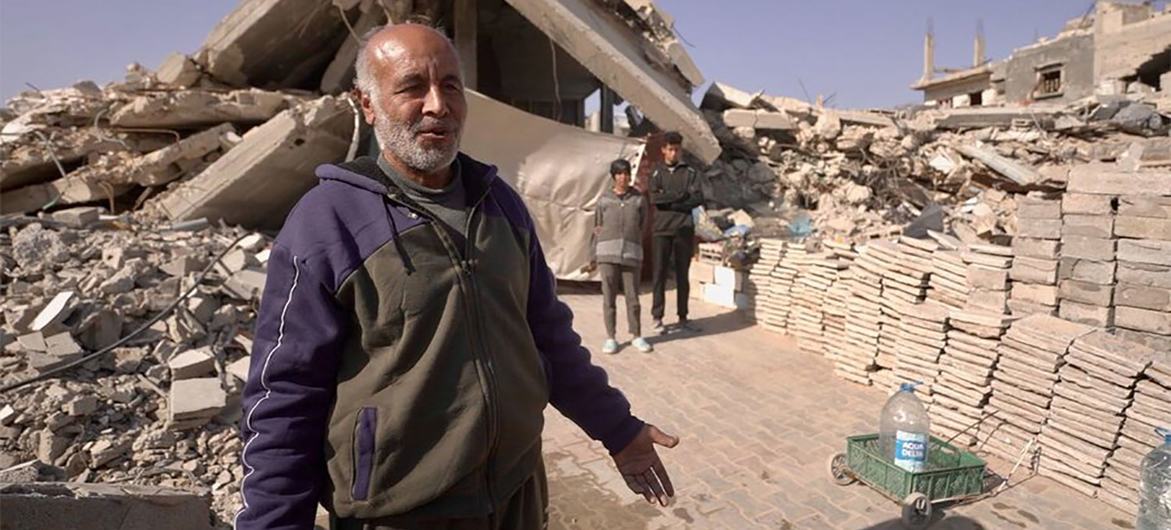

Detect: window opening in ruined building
969,91,983,106
1035,66,1063,98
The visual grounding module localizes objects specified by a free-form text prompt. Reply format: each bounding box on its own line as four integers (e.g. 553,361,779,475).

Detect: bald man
235,24,678,530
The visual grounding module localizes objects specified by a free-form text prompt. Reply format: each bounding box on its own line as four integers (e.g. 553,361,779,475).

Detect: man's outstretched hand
613,424,679,506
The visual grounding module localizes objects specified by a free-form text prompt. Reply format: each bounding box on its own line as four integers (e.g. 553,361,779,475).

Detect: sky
0,1,1145,109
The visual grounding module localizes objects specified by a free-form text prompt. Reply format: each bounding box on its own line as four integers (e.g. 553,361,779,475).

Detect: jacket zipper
384,184,501,510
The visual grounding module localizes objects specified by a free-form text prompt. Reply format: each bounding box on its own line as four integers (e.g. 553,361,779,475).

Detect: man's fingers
634,474,655,504
643,470,668,506
653,459,675,498
649,425,680,448
622,474,644,497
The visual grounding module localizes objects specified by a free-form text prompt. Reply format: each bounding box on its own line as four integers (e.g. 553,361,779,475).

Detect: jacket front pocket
351,407,377,501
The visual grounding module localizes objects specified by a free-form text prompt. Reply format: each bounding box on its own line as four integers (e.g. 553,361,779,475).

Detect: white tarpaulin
462,90,644,280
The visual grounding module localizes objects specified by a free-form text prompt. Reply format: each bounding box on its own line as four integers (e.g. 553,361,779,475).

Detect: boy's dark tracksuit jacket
235,154,644,529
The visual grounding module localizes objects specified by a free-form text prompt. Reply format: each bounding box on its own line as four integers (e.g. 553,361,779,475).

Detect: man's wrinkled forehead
368,32,462,83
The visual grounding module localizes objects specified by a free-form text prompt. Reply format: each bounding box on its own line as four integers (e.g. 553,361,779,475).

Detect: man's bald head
353,23,467,179
354,24,461,103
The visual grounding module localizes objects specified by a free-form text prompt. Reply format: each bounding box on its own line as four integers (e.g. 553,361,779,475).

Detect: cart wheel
827,453,855,486
900,492,932,529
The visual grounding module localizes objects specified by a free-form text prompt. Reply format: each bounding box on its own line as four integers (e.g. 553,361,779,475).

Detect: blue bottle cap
900,381,924,393
1158,427,1171,444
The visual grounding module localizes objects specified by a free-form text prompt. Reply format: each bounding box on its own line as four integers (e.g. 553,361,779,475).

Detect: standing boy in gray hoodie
592,159,653,354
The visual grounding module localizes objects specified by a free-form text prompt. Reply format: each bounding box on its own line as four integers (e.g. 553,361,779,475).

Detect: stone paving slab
543,288,1134,529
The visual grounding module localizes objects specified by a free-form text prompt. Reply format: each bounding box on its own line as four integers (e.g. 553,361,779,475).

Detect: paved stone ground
542,288,1137,530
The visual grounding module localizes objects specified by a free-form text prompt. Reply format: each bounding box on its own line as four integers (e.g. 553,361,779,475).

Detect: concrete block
64,396,98,416
690,261,715,284
160,256,202,277
1118,195,1171,218
1010,257,1058,285
1012,283,1059,306
1007,299,1057,317
1060,235,1116,261
217,249,258,274
156,53,202,87
1017,197,1062,219
223,269,268,301
0,482,212,530
17,332,47,352
967,266,1009,290
88,438,132,468
1115,306,1171,335
75,309,122,351
1012,237,1060,260
1059,300,1114,328
1059,280,1114,307
158,96,355,230
1058,258,1115,285
169,378,226,430
1016,218,1062,239
712,266,745,291
1117,261,1171,289
1061,214,1114,238
1114,216,1171,239
1063,193,1114,215
1068,165,1171,195
50,207,101,228
1116,283,1171,312
722,109,796,131
968,289,1008,311
226,356,250,382
167,347,215,380
44,332,81,358
31,291,75,333
1113,328,1171,354
1117,239,1171,266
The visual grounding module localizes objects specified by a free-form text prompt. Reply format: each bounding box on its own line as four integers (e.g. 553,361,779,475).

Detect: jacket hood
315,153,500,199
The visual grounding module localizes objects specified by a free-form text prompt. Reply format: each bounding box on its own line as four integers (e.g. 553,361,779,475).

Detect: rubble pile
0,216,270,526
698,81,1170,245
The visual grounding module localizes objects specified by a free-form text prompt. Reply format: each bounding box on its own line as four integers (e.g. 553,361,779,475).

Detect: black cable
0,233,250,395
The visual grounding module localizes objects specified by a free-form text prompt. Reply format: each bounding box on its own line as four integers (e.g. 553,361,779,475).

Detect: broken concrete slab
168,378,226,430
167,347,216,380
932,106,1058,130
110,89,294,129
701,81,763,110
506,0,720,162
222,269,268,301
156,53,203,87
156,96,354,230
0,482,212,530
50,207,101,228
320,6,386,94
226,356,250,382
30,292,74,334
721,109,796,131
196,0,351,89
128,123,238,186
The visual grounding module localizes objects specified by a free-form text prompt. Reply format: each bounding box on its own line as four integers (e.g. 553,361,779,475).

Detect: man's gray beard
373,113,460,174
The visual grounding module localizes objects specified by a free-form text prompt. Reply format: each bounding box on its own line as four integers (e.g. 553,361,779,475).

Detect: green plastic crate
845,434,986,502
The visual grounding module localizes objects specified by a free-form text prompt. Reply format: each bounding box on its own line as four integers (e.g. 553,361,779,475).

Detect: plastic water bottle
879,382,931,473
1137,427,1171,530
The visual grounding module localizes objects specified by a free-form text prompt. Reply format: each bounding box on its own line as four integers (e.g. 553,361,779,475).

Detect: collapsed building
1,0,720,280
2,0,1171,528
913,1,1171,108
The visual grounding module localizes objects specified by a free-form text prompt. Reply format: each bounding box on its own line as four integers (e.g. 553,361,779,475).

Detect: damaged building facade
914,1,1171,108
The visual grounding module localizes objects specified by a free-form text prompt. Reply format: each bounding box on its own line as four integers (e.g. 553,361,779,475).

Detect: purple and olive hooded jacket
234,154,644,529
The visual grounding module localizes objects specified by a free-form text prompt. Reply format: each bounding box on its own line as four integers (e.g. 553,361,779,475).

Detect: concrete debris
1,482,213,530
1,218,269,527
109,89,296,129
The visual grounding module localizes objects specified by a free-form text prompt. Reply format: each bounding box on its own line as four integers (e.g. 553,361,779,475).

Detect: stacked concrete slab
1056,180,1118,328
963,243,1013,314
820,239,856,362
768,242,805,333
932,307,1010,448
1099,351,1171,514
750,239,787,332
984,315,1093,462
893,301,950,404
1037,330,1153,498
792,252,845,355
1112,193,1171,352
838,242,887,385
1011,194,1062,316
928,247,968,309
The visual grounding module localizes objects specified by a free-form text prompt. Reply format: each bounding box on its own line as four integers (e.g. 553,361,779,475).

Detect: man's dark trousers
651,227,694,322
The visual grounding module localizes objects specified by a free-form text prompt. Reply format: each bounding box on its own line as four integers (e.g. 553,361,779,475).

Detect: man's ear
353,88,377,126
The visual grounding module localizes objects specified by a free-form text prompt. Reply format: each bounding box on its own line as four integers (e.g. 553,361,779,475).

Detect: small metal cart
828,434,989,529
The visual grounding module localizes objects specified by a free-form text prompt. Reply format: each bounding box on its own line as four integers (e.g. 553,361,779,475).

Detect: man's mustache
412,117,458,136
